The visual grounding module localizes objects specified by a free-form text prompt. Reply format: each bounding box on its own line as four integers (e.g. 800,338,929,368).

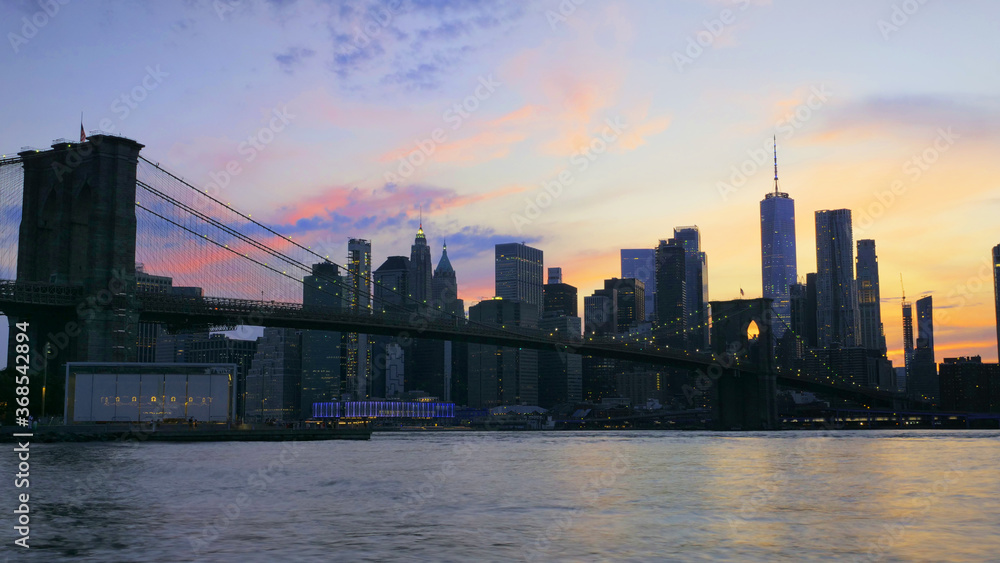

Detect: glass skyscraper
621,249,656,321
993,244,1000,361
673,226,709,349
855,239,886,355
815,209,860,348
495,243,543,309
760,146,796,338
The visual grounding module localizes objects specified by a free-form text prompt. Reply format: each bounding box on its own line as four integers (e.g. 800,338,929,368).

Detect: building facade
815,209,859,348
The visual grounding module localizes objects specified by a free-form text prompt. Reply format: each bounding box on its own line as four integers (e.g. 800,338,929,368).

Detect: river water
3,430,999,562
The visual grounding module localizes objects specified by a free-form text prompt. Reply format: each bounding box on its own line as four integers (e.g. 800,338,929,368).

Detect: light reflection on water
5,430,999,562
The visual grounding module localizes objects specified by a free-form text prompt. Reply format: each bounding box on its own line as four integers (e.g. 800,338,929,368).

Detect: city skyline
3,1,1000,366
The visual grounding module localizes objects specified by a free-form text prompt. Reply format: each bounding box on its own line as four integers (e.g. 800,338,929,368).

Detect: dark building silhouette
544,267,578,318
245,328,302,422
301,262,346,417
994,245,1000,361
940,356,1000,413
856,239,887,355
373,256,410,311
495,242,544,310
655,238,686,347
902,294,914,389
909,295,938,401
601,277,645,334
674,226,709,349
467,299,538,407
538,314,583,408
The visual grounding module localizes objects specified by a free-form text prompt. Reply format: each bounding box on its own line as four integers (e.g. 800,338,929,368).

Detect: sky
2,0,1000,366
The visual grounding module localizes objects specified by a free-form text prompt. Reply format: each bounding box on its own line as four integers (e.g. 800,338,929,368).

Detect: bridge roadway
0,280,902,406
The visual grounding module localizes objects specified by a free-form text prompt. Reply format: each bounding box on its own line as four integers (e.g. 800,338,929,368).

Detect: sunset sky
3,0,1000,365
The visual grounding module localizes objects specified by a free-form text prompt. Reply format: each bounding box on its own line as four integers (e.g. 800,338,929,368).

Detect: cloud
274,46,316,73
805,95,1000,145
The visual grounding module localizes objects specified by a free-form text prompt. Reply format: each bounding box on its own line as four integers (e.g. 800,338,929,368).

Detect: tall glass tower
673,226,709,349
815,209,860,348
495,243,544,309
856,239,886,355
760,138,796,338
993,244,1000,361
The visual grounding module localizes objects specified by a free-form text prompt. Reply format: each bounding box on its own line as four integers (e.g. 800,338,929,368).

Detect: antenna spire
773,135,779,194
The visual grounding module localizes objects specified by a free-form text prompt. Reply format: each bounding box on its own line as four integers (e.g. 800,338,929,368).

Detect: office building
409,223,432,305
621,249,656,322
538,314,583,408
467,298,538,408
760,143,797,339
544,267,578,318
815,209,860,348
301,262,346,418
346,238,372,399
495,243,543,309
373,256,411,312
674,226,709,349
655,238,686,347
245,328,302,422
856,239,887,355
940,357,1000,413
994,245,1000,361
909,295,938,401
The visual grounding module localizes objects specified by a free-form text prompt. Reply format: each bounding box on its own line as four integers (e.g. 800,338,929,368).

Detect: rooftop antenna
900,273,906,301
773,135,780,194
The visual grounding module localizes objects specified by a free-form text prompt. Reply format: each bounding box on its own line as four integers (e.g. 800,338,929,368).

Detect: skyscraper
909,295,938,401
601,278,645,334
495,243,543,309
245,328,301,422
431,241,463,317
902,294,914,384
674,226,709,349
856,239,887,355
655,238,686,347
373,256,410,311
301,262,346,418
815,209,860,348
760,140,797,339
467,298,538,407
543,267,578,318
993,245,1000,361
409,222,432,305
621,249,656,322
346,238,372,399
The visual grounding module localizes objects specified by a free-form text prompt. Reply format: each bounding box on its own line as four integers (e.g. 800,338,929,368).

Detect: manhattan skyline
3,0,1000,367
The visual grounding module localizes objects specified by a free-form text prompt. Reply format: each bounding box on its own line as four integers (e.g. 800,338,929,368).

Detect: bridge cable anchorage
135,158,529,337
